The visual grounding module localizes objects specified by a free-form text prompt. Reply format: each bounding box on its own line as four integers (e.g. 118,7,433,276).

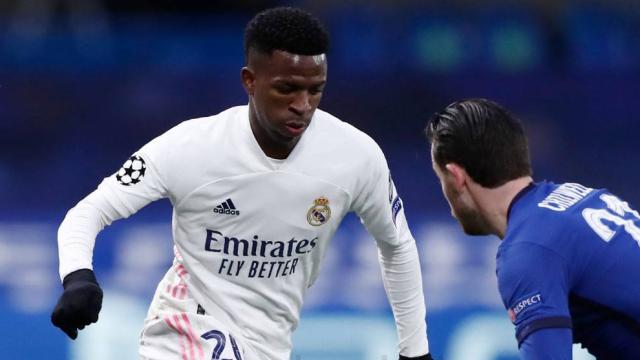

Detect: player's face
431,148,490,236
243,50,327,149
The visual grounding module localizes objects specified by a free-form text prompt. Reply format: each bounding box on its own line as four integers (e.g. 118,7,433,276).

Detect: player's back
500,181,640,357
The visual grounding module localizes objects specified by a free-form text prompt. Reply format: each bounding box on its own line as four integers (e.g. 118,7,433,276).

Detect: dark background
2,0,639,217
0,1,638,359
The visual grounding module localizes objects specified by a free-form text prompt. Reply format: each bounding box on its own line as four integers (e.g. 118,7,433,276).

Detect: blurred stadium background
2,0,639,358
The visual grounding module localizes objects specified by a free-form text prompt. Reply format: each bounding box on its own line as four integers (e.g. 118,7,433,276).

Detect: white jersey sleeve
351,144,429,357
57,128,172,280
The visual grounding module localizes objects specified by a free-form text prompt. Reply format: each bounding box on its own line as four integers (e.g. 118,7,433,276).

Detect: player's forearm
58,185,125,280
58,200,109,280
520,328,572,359
58,211,99,280
378,239,429,357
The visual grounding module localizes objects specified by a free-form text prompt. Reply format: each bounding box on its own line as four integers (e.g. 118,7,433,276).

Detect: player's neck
254,136,299,160
248,109,300,160
473,176,534,239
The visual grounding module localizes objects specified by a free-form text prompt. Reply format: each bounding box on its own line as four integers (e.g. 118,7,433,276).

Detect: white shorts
139,308,258,360
139,259,261,360
139,312,256,360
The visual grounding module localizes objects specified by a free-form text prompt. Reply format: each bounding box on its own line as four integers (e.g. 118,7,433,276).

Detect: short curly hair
244,7,329,59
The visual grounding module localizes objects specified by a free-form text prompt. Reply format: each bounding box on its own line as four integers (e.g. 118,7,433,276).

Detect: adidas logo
213,198,240,216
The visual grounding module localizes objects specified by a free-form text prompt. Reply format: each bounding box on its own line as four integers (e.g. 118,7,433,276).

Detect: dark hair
426,99,532,188
244,7,329,59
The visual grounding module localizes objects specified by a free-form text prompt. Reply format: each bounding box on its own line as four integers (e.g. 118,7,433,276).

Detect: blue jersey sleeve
497,242,573,345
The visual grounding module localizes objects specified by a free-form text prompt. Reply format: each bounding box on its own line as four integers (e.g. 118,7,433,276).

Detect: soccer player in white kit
51,7,433,360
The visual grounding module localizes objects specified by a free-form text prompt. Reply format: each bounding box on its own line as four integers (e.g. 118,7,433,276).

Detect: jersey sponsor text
204,229,317,278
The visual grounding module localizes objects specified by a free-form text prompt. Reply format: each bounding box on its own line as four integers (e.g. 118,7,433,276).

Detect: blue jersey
497,181,640,358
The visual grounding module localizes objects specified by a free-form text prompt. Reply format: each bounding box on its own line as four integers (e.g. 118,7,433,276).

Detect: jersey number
582,194,640,246
201,330,243,360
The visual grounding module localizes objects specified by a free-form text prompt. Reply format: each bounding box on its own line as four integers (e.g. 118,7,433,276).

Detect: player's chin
461,225,490,236
457,214,490,236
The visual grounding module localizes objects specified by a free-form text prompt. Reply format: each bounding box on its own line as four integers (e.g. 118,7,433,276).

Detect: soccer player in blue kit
426,99,640,359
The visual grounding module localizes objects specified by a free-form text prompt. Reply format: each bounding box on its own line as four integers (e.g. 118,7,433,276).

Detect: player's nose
289,92,312,115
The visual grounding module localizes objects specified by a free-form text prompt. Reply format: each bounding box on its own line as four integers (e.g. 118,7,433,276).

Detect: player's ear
445,163,467,191
241,67,256,96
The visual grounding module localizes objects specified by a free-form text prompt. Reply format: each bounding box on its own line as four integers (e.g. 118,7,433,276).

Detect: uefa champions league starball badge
116,155,147,186
307,196,331,226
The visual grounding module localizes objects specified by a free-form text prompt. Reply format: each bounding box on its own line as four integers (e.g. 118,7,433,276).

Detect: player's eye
309,86,324,95
274,84,296,94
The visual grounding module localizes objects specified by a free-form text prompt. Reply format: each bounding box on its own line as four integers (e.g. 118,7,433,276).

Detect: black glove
399,354,434,360
51,269,103,339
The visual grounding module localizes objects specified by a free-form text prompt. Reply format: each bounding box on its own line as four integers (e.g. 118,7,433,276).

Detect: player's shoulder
534,181,600,213
312,108,385,158
165,106,243,138
496,237,569,300
502,181,605,258
510,181,600,229
530,182,609,231
138,106,244,162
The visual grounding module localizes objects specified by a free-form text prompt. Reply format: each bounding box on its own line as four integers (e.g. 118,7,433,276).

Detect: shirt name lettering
538,183,593,212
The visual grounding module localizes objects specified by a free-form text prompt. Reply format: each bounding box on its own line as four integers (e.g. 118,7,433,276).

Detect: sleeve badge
116,155,147,186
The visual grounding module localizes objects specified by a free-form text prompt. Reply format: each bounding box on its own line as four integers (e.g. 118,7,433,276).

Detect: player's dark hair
426,99,532,188
244,7,329,59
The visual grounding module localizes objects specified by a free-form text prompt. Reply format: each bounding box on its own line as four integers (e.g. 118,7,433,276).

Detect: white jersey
58,105,429,359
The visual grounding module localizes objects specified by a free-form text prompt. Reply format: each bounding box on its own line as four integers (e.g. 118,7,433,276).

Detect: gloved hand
399,354,434,360
51,269,103,339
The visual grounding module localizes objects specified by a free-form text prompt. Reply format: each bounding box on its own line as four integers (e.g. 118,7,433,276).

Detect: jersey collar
507,181,536,222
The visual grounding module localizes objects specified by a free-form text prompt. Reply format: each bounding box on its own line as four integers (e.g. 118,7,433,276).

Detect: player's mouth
284,121,307,136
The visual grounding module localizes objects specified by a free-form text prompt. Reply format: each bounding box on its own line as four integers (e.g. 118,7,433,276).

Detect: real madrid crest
307,196,331,226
